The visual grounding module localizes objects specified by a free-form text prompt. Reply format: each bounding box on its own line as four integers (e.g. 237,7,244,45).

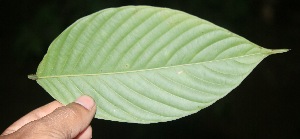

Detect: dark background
0,0,299,138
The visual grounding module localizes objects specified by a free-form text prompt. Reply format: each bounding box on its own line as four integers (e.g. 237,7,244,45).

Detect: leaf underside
34,6,287,123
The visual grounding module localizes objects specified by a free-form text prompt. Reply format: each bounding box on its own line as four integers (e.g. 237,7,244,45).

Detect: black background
0,0,299,138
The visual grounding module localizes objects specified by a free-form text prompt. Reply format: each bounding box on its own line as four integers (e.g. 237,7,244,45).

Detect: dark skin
0,96,96,139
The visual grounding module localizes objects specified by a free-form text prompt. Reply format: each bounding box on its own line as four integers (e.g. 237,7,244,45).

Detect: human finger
1,101,63,136
4,95,96,139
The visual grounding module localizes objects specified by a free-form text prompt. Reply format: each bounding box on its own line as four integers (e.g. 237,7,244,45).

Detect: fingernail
75,95,95,110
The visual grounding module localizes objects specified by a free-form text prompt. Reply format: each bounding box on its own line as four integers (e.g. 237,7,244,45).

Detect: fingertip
37,95,96,138
75,95,95,110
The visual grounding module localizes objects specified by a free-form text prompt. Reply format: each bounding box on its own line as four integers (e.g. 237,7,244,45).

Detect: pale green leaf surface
33,6,288,123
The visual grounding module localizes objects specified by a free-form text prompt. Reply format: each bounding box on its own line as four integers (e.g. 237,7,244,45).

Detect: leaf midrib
37,52,271,79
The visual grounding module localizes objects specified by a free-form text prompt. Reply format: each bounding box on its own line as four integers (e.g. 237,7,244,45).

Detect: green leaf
31,6,288,123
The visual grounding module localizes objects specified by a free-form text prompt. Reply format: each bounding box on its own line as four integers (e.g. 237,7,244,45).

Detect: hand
0,95,96,139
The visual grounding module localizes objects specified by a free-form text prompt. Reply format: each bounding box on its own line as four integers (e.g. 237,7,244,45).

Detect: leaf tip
269,49,290,54
274,49,290,53
28,74,38,80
